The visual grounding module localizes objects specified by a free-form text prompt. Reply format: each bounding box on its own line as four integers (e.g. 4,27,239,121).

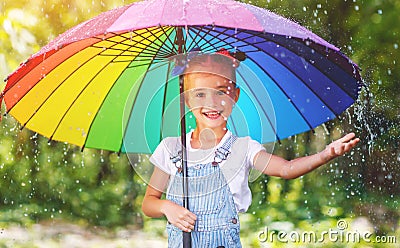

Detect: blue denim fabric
166,135,241,248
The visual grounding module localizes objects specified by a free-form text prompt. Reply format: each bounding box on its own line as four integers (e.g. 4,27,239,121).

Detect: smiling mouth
202,111,222,120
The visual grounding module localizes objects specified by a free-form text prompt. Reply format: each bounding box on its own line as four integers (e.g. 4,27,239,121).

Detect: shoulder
232,135,266,166
233,136,264,149
160,136,181,148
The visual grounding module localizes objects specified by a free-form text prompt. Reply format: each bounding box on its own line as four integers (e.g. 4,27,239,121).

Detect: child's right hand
161,200,197,232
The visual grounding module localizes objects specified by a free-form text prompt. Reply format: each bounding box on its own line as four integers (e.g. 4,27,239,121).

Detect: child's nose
205,94,220,107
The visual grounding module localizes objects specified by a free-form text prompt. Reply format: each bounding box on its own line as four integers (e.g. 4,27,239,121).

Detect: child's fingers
187,211,197,222
178,210,196,231
183,219,195,230
176,222,192,232
177,218,195,232
339,132,356,143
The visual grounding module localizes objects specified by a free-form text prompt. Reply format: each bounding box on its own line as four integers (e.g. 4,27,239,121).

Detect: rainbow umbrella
1,0,362,245
1,0,362,154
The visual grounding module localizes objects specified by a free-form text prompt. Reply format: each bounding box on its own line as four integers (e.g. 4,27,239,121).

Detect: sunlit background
0,0,399,247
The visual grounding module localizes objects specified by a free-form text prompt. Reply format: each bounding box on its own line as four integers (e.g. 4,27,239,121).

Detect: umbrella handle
183,232,192,247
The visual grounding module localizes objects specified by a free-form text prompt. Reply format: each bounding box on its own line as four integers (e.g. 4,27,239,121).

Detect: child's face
184,72,239,130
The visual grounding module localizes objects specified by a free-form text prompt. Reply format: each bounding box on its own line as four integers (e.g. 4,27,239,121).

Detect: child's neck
191,127,227,149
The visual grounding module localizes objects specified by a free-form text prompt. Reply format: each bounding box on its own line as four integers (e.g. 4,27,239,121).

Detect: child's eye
217,90,227,95
195,92,205,97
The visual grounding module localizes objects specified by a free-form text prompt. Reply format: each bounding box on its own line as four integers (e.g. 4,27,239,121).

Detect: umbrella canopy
1,0,362,154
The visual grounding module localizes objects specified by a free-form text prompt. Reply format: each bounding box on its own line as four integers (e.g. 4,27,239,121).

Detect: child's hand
162,200,197,232
322,132,360,162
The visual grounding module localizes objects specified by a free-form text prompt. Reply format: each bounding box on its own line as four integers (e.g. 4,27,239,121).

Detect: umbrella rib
185,26,218,52
126,60,168,70
160,60,172,143
248,42,341,119
117,61,163,154
94,32,160,56
50,67,112,143
202,25,358,101
201,27,340,121
82,62,169,152
187,26,284,140
121,27,172,55
91,32,173,61
184,27,282,138
246,55,318,132
236,69,282,142
145,27,177,56
103,30,170,59
200,27,319,133
49,50,130,143
188,26,235,53
9,50,105,126
18,37,143,140
79,57,169,151
128,28,175,57
193,26,242,53
244,31,360,101
2,42,78,108
93,46,160,58
158,26,179,55
117,33,175,153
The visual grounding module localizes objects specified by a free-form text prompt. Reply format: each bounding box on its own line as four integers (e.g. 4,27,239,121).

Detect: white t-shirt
149,130,266,213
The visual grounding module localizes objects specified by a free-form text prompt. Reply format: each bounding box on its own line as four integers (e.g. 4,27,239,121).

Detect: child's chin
204,117,226,126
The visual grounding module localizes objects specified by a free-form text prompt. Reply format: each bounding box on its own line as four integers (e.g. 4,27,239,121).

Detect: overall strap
169,133,238,171
212,133,238,166
169,138,183,173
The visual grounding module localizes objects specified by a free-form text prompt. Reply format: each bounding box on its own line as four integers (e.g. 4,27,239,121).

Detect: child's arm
253,133,360,179
142,166,197,232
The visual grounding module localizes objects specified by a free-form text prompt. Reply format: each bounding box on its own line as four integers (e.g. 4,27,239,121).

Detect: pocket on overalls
190,189,226,214
225,226,242,248
166,223,182,248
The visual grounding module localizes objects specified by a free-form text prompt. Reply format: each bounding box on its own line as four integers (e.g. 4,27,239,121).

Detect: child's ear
184,92,192,108
234,87,240,103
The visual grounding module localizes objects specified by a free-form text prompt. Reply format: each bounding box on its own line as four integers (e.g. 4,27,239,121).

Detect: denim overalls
166,134,242,248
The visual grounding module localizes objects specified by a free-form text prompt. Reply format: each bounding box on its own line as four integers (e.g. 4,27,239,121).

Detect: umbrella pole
177,27,192,248
179,74,192,248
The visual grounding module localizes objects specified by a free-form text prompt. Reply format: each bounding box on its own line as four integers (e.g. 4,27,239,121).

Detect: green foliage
0,116,145,228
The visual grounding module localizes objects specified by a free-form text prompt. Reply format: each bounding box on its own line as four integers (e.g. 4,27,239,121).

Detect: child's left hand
322,132,360,162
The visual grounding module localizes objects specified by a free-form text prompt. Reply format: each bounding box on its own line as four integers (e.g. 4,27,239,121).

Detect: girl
142,51,360,247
